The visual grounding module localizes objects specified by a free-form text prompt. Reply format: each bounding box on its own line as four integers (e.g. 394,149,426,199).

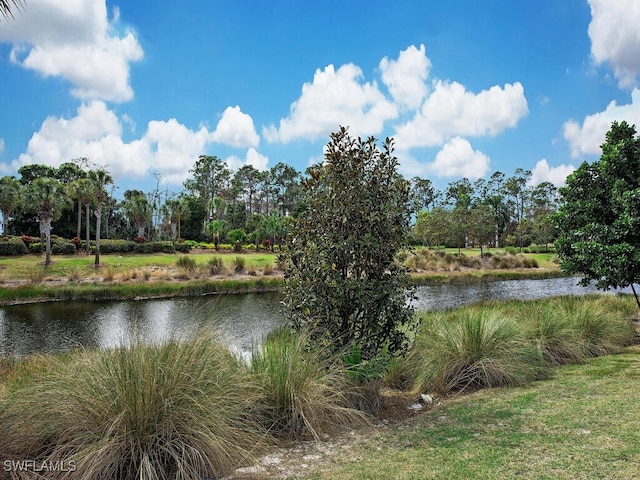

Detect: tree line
0,155,560,255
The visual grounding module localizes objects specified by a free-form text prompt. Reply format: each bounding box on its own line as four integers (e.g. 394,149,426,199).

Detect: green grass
407,310,544,393
249,327,369,440
291,347,640,479
406,295,636,395
0,334,268,480
0,251,279,281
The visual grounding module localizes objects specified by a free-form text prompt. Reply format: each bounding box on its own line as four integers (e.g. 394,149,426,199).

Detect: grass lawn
292,347,640,480
0,251,280,281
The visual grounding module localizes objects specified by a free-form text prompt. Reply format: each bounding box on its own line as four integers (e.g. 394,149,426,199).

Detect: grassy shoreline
1,295,637,479
0,250,567,305
0,269,569,305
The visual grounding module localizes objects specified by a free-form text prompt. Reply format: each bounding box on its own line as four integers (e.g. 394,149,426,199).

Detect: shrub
28,241,44,254
0,236,29,256
0,335,266,480
408,310,543,394
249,327,368,440
263,263,273,276
51,238,76,255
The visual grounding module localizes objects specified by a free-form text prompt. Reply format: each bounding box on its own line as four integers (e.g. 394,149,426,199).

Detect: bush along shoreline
0,294,637,479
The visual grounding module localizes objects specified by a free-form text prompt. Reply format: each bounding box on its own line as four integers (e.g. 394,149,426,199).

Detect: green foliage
249,327,368,440
554,121,640,305
50,237,76,255
0,335,266,480
0,236,28,256
408,310,543,394
282,127,415,360
227,228,246,244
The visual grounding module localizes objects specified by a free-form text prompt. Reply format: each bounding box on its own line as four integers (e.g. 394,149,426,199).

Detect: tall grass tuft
0,334,267,480
234,255,246,272
408,310,543,394
249,327,369,440
515,301,588,366
175,255,197,275
554,295,635,356
204,255,225,275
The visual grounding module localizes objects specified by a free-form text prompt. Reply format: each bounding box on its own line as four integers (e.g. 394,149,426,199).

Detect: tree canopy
554,121,640,307
282,127,415,360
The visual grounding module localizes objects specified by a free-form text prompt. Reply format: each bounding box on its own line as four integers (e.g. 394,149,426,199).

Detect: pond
0,276,630,357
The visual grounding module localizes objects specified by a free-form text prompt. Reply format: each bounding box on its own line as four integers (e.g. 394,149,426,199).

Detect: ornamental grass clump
0,334,267,480
408,310,543,394
175,254,197,274
249,327,369,440
512,300,588,366
554,295,635,357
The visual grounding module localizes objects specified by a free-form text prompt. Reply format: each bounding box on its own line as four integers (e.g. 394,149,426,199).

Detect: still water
0,277,630,357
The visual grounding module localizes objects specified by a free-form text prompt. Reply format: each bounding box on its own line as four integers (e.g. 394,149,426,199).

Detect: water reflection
0,277,631,357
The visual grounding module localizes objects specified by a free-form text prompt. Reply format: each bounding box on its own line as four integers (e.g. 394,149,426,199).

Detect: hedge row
0,236,191,256
88,240,191,254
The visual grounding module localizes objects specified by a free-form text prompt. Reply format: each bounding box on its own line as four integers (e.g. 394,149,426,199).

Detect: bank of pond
0,289,637,480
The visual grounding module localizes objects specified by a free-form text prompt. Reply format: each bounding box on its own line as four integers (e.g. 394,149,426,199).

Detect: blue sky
1,0,639,196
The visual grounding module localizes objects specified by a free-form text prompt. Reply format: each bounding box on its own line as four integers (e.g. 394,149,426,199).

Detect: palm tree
24,177,70,265
0,0,24,20
162,196,190,241
0,176,21,235
88,169,113,266
123,190,152,239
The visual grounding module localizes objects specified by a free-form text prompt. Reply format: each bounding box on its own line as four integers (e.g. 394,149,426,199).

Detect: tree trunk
95,202,102,266
41,215,52,265
85,203,91,254
76,198,82,239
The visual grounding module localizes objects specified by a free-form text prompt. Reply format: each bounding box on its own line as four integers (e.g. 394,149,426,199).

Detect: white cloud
0,138,4,154
143,119,211,185
380,44,430,110
13,101,214,186
563,88,640,157
394,81,528,150
427,137,490,179
588,0,640,88
0,0,143,102
211,106,260,148
397,82,528,150
263,63,397,143
530,159,575,187
226,148,269,172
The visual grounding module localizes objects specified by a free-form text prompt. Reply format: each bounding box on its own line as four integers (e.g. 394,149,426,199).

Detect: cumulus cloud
394,81,528,150
563,88,640,157
226,148,269,172
588,0,640,88
263,63,397,143
211,106,260,148
0,0,143,102
530,159,575,187
427,137,490,179
13,101,213,186
380,44,430,110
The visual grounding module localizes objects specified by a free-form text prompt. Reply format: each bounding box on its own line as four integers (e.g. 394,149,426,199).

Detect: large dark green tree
282,127,415,360
554,121,640,308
